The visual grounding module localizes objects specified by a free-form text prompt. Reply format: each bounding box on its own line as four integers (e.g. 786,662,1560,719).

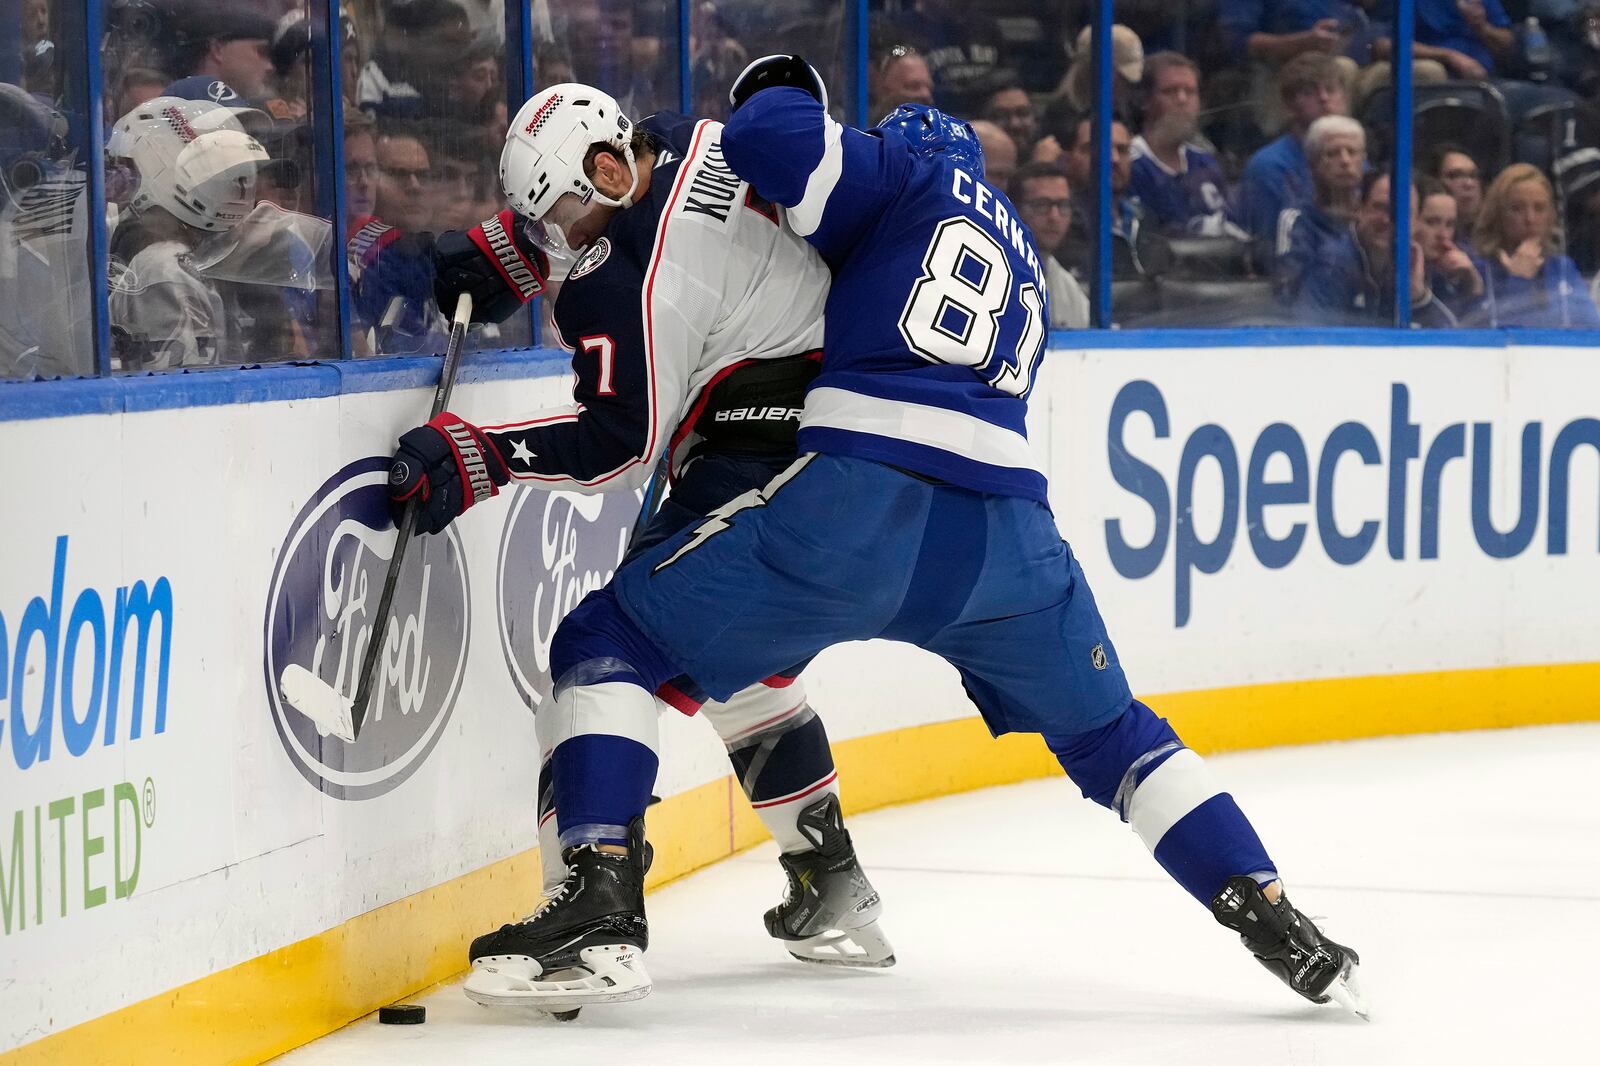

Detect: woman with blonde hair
1467,164,1600,328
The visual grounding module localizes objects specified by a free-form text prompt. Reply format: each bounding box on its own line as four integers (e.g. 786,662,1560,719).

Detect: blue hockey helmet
875,103,984,178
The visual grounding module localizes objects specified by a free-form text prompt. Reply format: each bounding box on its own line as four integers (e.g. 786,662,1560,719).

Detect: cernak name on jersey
950,167,1045,290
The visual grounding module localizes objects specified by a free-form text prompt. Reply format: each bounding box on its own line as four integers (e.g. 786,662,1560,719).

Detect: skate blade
783,921,896,969
1324,958,1369,1020
463,944,651,1013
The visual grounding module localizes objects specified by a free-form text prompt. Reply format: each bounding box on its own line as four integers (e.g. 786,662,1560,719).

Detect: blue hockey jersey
1128,137,1240,237
722,88,1050,501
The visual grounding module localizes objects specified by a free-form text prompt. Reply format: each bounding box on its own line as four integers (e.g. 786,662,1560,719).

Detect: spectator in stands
1379,0,1580,154
1239,53,1348,245
431,141,486,231
340,12,365,109
1010,162,1091,327
556,0,671,114
265,11,312,123
1428,144,1485,251
23,0,47,46
1060,23,1144,119
1059,114,1169,282
1466,163,1600,326
449,37,501,121
1028,93,1093,168
970,120,1019,191
1416,176,1485,314
874,0,1015,115
689,1,748,121
374,125,434,232
1364,21,1470,98
1276,119,1456,324
869,44,935,122
982,83,1040,159
345,112,379,222
1572,2,1600,100
115,69,168,122
359,0,472,119
1404,0,1512,76
1129,52,1244,237
1219,0,1362,113
1556,103,1600,276
167,5,277,101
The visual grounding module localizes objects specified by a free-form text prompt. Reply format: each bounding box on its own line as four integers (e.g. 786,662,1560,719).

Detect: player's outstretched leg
1211,876,1364,1015
464,816,651,1014
684,676,895,967
1048,699,1365,1015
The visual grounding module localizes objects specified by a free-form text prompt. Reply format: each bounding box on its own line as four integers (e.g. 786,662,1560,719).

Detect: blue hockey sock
550,731,657,849
545,587,677,852
1046,701,1277,905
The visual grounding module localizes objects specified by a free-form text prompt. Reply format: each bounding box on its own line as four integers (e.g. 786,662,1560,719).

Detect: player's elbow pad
728,55,828,113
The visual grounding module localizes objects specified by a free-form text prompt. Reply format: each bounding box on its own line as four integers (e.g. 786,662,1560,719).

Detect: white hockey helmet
109,96,269,232
501,83,640,226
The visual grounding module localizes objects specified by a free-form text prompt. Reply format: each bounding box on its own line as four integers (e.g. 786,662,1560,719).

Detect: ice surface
281,725,1599,1065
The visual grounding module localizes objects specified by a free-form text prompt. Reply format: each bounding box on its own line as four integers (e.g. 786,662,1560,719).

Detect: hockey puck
378,1004,426,1025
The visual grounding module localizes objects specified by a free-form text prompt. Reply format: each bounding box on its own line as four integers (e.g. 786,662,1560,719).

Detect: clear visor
525,218,579,262
524,191,591,261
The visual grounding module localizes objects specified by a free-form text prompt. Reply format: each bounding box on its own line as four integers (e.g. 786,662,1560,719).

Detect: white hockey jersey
479,113,831,493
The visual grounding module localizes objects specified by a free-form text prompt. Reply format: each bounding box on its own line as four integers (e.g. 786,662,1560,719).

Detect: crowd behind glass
3,0,1599,381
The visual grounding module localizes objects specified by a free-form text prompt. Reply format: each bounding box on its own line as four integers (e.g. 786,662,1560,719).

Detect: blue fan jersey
722,88,1051,501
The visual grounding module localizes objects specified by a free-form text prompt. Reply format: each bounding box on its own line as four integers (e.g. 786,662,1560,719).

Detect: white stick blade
279,664,357,742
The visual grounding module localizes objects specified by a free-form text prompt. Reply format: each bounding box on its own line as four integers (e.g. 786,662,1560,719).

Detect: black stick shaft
627,453,671,551
349,293,474,738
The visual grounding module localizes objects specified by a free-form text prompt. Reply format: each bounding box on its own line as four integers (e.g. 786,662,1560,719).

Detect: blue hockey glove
388,412,511,534
729,54,828,113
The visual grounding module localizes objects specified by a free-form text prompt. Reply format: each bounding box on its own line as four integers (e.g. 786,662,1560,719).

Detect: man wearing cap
165,2,276,102
1060,24,1144,119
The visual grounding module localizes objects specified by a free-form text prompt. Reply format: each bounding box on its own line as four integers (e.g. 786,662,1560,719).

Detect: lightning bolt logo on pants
653,454,815,573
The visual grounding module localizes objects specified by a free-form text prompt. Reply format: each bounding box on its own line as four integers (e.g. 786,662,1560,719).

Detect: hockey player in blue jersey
458,56,1366,1018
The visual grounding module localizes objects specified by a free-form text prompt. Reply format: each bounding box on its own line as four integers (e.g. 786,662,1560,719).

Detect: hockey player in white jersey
382,85,893,1011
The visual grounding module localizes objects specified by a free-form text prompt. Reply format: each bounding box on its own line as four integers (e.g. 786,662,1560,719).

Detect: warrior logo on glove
431,209,552,325
388,412,511,534
473,211,545,300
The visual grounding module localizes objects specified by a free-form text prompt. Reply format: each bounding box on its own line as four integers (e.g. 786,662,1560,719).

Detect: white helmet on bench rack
108,96,268,232
500,83,641,235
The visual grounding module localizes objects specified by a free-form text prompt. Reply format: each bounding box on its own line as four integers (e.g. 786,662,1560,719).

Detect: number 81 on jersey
897,217,1047,398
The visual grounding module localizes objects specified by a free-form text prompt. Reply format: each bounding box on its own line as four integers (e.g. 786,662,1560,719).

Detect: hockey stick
627,452,671,551
280,292,474,742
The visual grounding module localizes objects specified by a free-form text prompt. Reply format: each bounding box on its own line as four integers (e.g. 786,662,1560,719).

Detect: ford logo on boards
264,457,470,799
496,486,638,710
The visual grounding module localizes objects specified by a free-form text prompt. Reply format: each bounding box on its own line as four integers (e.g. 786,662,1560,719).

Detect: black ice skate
1211,875,1367,1017
765,795,895,967
464,817,651,1016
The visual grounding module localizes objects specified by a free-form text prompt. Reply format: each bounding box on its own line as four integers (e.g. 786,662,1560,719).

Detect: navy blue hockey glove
348,216,436,336
433,209,550,325
387,412,511,534
729,54,828,113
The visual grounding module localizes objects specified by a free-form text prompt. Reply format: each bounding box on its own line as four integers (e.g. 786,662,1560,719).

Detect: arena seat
1361,81,1511,177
